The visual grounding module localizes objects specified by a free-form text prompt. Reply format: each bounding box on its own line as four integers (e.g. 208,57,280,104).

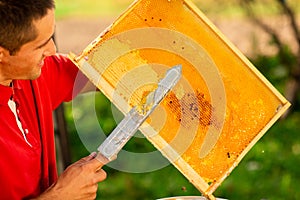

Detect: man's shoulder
42,54,78,78
44,54,73,66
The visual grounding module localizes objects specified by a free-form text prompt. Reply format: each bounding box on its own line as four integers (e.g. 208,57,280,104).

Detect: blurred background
53,0,300,199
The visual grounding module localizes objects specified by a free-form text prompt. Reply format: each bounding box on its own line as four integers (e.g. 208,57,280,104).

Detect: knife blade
96,65,182,165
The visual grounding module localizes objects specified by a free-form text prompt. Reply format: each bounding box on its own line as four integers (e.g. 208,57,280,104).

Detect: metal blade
97,65,182,162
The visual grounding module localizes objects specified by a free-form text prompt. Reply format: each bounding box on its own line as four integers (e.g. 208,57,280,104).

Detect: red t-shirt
0,54,87,199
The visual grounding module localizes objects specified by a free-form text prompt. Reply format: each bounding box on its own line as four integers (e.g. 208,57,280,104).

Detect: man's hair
0,0,55,54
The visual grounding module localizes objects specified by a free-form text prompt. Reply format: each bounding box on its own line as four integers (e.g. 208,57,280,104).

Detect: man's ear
0,46,9,63
0,47,3,63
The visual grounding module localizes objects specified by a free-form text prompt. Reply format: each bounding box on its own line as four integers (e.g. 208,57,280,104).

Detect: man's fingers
76,152,96,165
85,153,110,171
95,169,107,182
76,152,109,171
89,152,97,158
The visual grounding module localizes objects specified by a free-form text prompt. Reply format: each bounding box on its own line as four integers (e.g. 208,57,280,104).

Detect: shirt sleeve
41,54,88,110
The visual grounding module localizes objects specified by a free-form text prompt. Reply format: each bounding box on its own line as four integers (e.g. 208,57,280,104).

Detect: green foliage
99,166,202,200
64,92,117,162
249,46,295,93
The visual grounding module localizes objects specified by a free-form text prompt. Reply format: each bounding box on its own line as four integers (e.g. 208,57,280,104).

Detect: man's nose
43,38,57,56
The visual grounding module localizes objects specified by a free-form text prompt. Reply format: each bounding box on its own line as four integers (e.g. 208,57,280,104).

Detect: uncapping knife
96,65,182,165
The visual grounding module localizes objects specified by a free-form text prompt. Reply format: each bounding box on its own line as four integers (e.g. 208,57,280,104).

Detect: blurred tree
239,0,300,116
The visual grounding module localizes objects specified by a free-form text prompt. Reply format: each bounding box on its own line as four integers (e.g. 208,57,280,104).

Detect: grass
55,0,132,19
55,0,300,20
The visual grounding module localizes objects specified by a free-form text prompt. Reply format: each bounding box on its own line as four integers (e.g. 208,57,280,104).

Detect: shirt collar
0,80,22,105
13,80,21,90
0,83,13,105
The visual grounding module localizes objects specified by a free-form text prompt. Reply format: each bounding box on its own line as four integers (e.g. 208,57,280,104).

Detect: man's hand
37,152,107,200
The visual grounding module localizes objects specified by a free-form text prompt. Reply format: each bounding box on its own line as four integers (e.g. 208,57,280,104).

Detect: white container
157,196,227,200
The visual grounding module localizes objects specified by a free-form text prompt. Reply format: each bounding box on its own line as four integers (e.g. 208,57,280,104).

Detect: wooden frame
69,0,290,199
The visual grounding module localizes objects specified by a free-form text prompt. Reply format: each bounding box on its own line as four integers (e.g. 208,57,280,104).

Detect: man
0,0,107,199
